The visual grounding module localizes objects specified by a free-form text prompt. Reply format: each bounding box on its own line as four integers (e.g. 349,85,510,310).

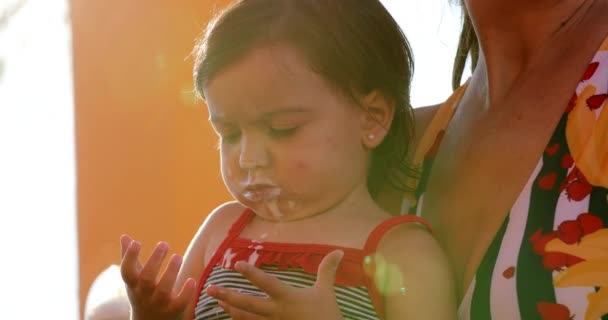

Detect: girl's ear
360,90,395,149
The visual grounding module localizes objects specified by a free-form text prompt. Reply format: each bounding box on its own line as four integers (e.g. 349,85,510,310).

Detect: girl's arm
120,202,243,320
376,223,457,319
120,234,197,320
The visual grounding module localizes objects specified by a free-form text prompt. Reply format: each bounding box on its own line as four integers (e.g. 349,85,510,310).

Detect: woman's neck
468,0,603,106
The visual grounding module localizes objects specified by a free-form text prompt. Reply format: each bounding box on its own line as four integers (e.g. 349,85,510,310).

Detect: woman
207,0,608,318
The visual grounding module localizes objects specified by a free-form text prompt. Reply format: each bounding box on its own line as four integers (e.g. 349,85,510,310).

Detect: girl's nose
238,136,269,169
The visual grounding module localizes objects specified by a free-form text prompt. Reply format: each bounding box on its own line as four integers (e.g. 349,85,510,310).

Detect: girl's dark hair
452,0,479,90
193,0,416,199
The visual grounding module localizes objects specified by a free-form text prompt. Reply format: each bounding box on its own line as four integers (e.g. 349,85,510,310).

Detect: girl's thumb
315,250,344,289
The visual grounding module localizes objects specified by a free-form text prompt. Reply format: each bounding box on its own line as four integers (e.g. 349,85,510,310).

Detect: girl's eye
269,127,297,137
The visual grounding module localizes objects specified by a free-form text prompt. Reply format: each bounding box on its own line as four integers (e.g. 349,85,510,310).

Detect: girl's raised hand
206,250,345,320
119,234,197,320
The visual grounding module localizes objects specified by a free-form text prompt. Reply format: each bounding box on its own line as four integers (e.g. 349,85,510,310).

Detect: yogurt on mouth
242,186,281,202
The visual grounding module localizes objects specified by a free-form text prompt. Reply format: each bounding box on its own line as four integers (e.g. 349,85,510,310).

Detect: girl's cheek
325,136,338,148
294,160,309,171
223,166,233,179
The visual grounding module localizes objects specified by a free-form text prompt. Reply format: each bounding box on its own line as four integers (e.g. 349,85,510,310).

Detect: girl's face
203,45,371,222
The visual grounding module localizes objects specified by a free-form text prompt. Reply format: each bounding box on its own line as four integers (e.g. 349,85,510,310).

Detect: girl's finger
172,277,197,313
219,300,266,320
139,242,169,292
120,240,142,287
120,234,133,259
156,254,183,297
234,261,287,298
206,285,273,316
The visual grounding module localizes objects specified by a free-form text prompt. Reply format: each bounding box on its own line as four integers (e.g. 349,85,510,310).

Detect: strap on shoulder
362,215,434,319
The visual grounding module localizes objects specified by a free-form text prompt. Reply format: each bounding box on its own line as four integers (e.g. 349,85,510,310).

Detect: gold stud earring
368,133,375,140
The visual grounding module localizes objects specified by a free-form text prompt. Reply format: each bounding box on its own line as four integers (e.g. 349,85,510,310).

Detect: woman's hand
206,250,345,320
119,234,197,320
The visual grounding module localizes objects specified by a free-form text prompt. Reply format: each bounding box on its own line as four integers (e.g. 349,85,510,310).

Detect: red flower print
587,94,608,110
560,168,578,192
545,143,560,156
530,227,585,270
537,302,573,320
565,93,577,113
566,181,593,201
559,167,593,201
561,154,573,169
530,213,600,271
577,213,604,235
502,266,515,279
543,252,585,270
556,220,583,244
530,229,557,255
539,172,558,190
425,130,445,159
582,62,600,81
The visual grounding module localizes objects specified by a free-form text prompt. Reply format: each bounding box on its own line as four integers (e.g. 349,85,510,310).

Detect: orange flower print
540,212,608,320
502,266,515,279
565,85,608,188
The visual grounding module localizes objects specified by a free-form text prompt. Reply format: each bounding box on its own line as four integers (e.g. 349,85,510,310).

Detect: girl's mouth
242,185,281,202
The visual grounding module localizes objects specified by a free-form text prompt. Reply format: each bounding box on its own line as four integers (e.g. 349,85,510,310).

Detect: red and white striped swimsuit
194,208,431,320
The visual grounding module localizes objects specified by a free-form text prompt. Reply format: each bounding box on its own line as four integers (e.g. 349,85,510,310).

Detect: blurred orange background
71,1,231,317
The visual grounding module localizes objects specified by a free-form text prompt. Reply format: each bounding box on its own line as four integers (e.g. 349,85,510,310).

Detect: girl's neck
244,181,389,248
313,182,388,222
468,0,606,106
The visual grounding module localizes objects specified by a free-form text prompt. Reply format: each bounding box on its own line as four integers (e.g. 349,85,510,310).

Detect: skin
120,45,456,319
211,0,608,318
421,0,608,296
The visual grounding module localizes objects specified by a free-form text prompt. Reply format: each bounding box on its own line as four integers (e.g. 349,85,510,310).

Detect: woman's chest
419,96,569,292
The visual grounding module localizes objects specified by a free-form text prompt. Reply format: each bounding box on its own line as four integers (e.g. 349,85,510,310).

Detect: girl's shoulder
195,201,247,259
371,217,458,319
180,202,246,280
201,201,247,236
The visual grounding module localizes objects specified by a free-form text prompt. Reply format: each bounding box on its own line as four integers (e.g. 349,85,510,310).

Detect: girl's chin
249,200,288,220
244,199,309,222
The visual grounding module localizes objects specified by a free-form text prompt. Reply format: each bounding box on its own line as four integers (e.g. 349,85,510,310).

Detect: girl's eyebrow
209,106,310,124
260,107,309,120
